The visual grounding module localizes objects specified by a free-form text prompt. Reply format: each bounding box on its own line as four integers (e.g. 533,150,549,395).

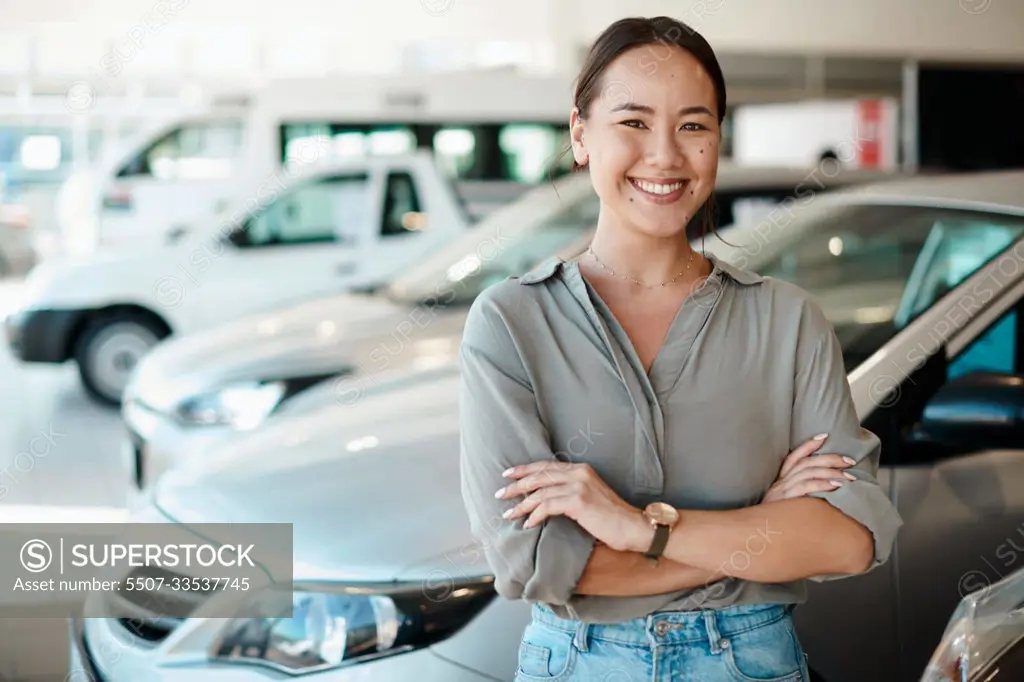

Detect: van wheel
818,149,840,164
74,313,169,406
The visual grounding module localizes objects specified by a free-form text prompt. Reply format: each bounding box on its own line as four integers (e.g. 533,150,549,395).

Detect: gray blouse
458,253,903,624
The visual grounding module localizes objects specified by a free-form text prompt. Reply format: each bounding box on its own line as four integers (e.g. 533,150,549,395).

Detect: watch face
646,502,679,525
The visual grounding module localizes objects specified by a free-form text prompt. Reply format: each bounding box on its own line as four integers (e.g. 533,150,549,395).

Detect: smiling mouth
628,178,690,199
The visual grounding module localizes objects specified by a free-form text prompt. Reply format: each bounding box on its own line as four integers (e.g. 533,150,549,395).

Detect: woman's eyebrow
610,103,715,117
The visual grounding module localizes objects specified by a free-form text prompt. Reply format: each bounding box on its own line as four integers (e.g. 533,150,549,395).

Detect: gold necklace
587,246,695,289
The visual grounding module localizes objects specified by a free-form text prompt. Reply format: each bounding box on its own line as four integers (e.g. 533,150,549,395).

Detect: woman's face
572,44,721,240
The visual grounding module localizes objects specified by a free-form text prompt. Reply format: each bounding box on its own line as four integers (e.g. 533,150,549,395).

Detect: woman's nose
645,127,686,169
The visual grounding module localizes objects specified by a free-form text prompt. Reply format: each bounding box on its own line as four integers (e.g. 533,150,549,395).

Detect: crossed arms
458,292,902,606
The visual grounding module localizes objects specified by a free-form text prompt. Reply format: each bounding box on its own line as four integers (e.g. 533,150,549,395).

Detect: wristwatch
642,502,680,566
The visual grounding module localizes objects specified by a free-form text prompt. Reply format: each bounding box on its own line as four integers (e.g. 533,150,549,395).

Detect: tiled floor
0,280,129,511
0,278,131,681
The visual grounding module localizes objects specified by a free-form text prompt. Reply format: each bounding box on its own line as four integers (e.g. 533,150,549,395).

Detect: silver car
72,170,1024,682
922,565,1024,681
121,164,884,493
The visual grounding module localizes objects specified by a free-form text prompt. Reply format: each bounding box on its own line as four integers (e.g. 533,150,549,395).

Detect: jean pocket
515,622,577,681
722,615,805,682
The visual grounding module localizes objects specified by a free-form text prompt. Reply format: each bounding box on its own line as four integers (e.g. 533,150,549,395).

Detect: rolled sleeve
458,287,596,606
789,297,903,582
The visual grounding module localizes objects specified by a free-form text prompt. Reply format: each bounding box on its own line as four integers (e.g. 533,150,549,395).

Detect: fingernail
830,479,844,487
814,433,829,441
494,487,507,499
843,472,856,480
502,508,514,519
842,456,857,466
523,518,535,528
502,468,515,477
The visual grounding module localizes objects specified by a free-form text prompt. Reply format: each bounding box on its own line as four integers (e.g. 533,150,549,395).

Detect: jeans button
654,621,670,636
721,638,731,649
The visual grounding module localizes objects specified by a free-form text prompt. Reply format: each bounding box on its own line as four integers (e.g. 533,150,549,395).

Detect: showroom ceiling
0,0,1021,102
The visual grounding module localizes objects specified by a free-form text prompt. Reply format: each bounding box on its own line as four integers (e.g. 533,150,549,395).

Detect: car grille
116,616,179,643
106,565,219,644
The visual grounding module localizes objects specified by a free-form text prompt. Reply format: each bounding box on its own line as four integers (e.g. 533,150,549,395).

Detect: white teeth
633,179,685,195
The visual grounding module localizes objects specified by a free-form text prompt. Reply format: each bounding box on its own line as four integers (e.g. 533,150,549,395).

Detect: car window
381,172,424,238
897,219,1023,327
948,308,1018,380
240,174,370,247
117,121,243,180
756,205,1024,370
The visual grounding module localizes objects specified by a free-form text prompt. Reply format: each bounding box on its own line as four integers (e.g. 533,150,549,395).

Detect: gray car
71,170,1024,682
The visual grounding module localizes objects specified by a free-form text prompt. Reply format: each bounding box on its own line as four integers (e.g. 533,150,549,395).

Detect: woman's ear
570,107,588,167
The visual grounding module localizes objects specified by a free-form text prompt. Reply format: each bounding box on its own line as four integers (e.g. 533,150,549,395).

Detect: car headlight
175,381,286,429
209,579,495,674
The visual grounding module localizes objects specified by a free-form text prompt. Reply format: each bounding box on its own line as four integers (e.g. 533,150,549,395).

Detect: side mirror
912,372,1024,452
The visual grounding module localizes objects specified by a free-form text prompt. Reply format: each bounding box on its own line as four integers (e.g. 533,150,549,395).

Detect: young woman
459,16,902,681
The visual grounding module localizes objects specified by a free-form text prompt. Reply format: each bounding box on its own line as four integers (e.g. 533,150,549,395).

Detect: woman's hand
763,434,858,503
496,461,651,553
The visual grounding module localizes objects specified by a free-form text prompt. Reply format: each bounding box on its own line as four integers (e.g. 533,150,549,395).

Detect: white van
732,98,900,171
5,151,472,404
55,71,575,251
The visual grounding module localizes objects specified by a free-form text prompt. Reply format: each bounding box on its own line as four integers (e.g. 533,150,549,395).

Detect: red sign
857,100,883,168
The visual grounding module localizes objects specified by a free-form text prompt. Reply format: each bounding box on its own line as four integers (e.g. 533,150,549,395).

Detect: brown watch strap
644,523,670,562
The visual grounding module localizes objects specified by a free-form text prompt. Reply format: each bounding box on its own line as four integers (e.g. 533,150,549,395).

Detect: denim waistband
530,602,796,649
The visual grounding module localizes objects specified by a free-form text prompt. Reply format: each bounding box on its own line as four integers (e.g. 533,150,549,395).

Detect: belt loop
703,610,724,655
573,621,591,652
644,614,658,647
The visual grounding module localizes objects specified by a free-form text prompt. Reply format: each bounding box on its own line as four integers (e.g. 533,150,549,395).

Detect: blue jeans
515,602,810,682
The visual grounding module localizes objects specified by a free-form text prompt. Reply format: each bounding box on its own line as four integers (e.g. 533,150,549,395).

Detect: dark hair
561,16,729,242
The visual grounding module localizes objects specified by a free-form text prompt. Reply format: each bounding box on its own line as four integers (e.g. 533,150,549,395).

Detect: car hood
154,369,476,581
26,247,165,280
129,293,469,412
20,242,199,310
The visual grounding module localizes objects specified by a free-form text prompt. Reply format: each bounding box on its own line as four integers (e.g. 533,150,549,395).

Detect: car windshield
384,175,598,305
389,177,1024,373
739,202,1024,371
382,175,831,307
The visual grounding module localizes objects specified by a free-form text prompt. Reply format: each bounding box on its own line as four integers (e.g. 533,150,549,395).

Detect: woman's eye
681,122,708,132
620,120,646,129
